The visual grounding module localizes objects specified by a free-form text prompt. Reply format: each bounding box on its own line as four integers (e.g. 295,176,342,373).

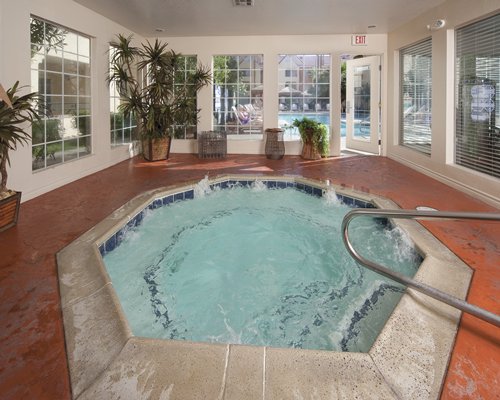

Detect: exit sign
352,35,367,46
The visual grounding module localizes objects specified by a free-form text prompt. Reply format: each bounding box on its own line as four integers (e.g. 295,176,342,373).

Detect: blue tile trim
313,187,323,197
101,179,375,257
174,192,184,202
162,195,174,205
105,234,117,252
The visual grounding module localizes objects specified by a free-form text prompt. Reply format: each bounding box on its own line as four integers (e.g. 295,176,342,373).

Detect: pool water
278,113,369,140
103,183,420,352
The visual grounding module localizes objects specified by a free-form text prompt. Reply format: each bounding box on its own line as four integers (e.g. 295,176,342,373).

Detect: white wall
386,0,500,207
161,34,388,157
1,0,387,201
0,0,142,201
7,0,499,206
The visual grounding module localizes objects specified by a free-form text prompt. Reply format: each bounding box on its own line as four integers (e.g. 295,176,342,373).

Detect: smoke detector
233,0,254,6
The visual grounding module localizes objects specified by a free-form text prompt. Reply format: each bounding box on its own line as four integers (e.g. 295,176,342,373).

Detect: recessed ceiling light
233,0,254,6
155,28,165,33
368,25,376,29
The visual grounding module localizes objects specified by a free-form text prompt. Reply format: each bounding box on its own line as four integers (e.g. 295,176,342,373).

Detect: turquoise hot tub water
102,180,420,352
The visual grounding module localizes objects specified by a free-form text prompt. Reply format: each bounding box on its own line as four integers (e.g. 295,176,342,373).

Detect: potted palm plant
0,82,40,232
108,34,211,161
292,117,329,159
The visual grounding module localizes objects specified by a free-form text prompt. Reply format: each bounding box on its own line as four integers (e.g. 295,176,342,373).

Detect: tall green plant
108,34,211,139
0,82,41,193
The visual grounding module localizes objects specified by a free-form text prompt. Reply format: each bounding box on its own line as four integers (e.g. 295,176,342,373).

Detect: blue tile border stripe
98,179,375,256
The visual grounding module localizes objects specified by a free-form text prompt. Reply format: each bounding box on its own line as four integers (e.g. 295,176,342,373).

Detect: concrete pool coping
57,175,473,399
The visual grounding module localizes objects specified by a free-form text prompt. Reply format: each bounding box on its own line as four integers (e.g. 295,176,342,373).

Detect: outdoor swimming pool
101,179,421,352
278,113,369,139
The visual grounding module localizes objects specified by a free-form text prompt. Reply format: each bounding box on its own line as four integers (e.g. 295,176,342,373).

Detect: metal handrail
341,209,500,327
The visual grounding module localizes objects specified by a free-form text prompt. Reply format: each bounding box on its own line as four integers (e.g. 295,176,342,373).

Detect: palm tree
0,82,41,194
108,34,211,159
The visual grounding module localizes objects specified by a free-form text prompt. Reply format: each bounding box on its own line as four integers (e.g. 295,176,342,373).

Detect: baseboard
388,154,500,209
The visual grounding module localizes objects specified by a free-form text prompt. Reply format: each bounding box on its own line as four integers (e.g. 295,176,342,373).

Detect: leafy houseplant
0,82,40,231
108,34,211,161
292,117,329,159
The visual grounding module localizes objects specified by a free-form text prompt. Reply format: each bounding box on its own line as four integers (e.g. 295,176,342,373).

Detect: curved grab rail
341,209,500,327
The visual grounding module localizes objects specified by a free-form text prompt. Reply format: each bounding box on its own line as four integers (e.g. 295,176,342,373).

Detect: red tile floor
0,154,498,399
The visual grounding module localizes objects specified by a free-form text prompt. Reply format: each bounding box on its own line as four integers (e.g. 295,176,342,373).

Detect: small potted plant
0,81,41,231
108,34,211,161
292,117,329,159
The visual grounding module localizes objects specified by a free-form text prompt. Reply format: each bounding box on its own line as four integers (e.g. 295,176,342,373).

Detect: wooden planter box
301,141,322,160
142,137,172,161
0,191,21,232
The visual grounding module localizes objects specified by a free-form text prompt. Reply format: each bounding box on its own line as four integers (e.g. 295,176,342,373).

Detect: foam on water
194,175,212,198
103,182,421,352
251,180,268,192
323,188,341,206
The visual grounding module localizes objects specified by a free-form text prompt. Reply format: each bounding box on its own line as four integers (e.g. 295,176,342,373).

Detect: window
109,47,137,146
399,38,432,155
455,13,500,178
30,17,91,170
173,55,199,139
278,54,330,140
213,55,263,135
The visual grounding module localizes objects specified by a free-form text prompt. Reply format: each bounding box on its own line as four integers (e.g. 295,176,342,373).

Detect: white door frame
345,56,381,154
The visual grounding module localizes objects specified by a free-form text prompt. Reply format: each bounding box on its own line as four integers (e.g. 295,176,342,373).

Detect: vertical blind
399,38,432,155
455,13,500,178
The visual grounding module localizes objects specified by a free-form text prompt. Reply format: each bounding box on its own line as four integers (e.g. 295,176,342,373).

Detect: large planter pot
142,136,172,161
0,191,21,232
301,141,322,160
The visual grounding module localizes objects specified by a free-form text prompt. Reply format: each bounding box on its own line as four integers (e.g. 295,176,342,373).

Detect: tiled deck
0,154,498,399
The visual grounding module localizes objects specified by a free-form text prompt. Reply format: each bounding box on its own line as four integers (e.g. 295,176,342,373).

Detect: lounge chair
232,105,250,125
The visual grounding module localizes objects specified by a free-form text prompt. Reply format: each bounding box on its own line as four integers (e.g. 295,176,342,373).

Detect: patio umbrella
251,84,264,96
278,86,303,97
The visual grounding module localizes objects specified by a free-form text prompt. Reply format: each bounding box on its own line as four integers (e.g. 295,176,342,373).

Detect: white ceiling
73,0,446,37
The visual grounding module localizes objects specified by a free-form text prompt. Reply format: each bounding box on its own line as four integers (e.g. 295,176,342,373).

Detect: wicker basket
142,137,172,161
198,131,227,159
265,128,285,160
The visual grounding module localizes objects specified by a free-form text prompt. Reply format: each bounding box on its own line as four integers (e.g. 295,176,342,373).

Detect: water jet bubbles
194,175,212,198
323,188,341,206
252,180,267,192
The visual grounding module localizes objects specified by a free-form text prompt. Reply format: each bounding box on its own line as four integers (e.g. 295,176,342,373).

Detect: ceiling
73,0,446,37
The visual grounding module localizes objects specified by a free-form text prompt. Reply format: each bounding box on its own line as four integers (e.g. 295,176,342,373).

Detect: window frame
212,54,264,137
30,16,92,171
454,12,500,179
399,37,433,155
277,54,331,140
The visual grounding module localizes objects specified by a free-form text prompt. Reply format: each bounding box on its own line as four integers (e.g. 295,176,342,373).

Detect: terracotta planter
301,141,322,160
142,136,172,161
0,191,21,232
